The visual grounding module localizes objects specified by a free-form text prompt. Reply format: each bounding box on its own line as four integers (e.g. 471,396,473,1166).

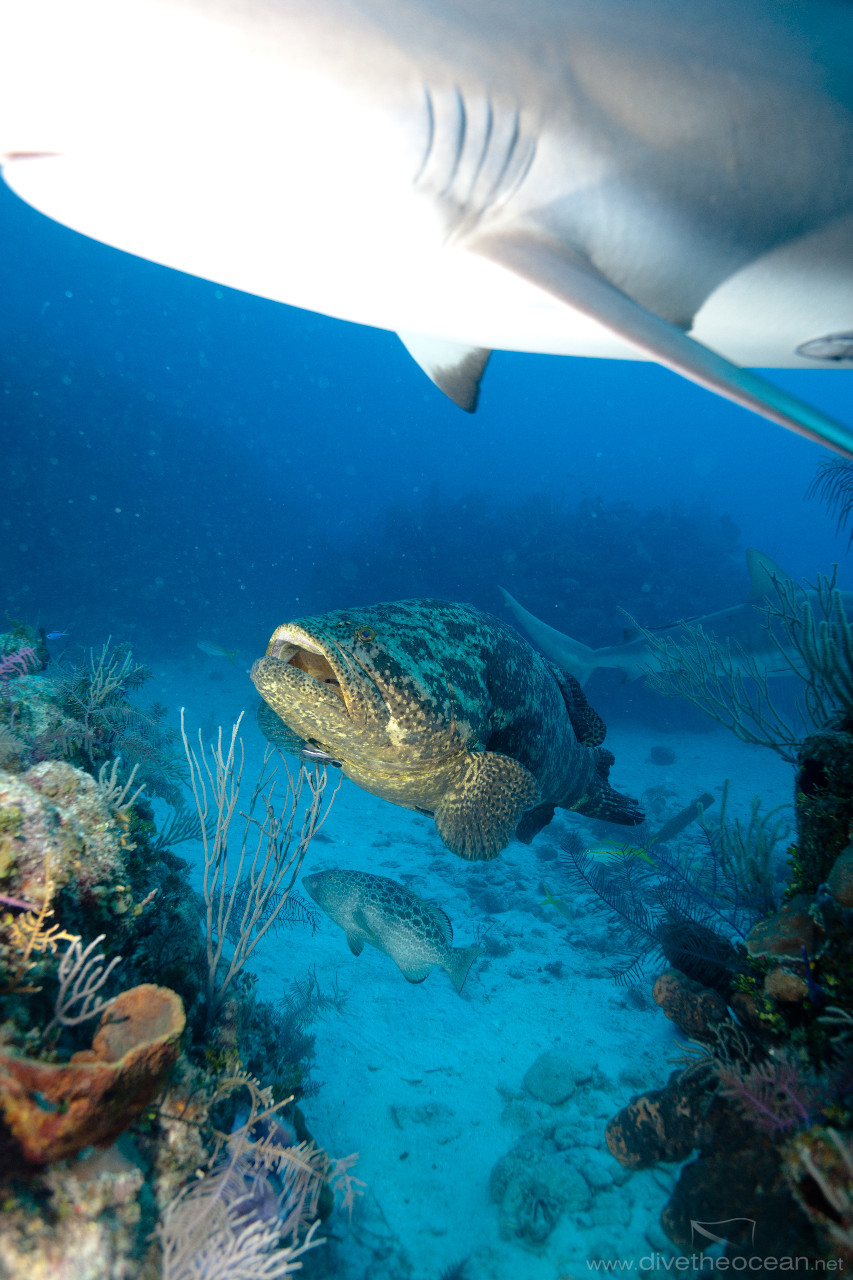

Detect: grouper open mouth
265,625,349,707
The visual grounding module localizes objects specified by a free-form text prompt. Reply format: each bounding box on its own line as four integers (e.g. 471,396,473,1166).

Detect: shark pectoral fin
397,332,491,412
434,751,540,861
472,231,853,457
344,929,366,956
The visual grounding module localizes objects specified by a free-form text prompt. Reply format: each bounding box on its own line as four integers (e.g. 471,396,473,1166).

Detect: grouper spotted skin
303,868,482,994
250,599,643,861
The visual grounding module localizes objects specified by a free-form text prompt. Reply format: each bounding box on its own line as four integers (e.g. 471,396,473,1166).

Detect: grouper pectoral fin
473,231,853,458
344,929,366,956
434,751,540,861
397,333,491,413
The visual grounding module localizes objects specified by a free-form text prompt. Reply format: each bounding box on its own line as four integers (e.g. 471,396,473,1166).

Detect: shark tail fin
446,942,484,995
500,587,600,685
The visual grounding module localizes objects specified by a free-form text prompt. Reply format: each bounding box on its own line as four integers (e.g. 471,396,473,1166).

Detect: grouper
303,868,482,993
250,599,643,860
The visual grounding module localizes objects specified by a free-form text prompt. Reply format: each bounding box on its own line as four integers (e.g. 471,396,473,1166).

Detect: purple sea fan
0,645,38,683
719,1053,816,1137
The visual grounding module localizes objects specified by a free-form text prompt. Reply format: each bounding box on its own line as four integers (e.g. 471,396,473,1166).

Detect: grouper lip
265,624,373,721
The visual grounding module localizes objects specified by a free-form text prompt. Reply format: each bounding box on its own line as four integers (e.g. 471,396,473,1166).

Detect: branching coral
155,1067,359,1279
181,712,340,1031
638,570,853,761
555,809,763,987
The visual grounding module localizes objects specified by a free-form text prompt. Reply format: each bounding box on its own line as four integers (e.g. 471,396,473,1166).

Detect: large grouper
250,599,644,860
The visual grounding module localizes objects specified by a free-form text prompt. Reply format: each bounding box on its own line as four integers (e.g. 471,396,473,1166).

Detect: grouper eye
355,626,375,642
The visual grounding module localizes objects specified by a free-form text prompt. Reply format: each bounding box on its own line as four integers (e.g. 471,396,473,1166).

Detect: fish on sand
1,1,852,451
501,550,853,687
250,598,643,861
303,868,482,993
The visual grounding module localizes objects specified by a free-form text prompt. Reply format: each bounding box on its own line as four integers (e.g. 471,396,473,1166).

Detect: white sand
155,659,795,1280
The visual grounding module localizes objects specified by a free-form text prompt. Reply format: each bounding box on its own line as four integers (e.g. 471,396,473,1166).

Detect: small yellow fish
197,641,241,665
541,884,571,921
586,844,656,866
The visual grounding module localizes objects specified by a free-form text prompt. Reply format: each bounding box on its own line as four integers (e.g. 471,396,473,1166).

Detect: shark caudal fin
445,943,484,995
500,588,600,685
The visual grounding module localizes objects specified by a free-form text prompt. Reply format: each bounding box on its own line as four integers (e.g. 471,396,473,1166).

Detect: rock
0,983,185,1166
764,966,809,1002
0,763,132,921
653,968,729,1039
662,1142,813,1257
827,841,853,908
490,1136,591,1245
746,894,815,961
523,1050,576,1105
783,1126,853,1265
574,1145,617,1192
605,1068,733,1170
795,725,853,891
0,1142,146,1280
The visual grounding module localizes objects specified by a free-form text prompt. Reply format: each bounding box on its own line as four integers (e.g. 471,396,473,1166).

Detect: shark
501,549,853,687
1,1,852,451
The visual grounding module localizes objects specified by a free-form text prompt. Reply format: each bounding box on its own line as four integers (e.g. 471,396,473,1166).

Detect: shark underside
1,0,852,449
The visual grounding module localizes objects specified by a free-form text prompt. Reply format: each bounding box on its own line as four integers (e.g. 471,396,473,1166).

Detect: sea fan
718,1053,816,1137
557,820,757,989
807,457,853,548
157,1132,326,1280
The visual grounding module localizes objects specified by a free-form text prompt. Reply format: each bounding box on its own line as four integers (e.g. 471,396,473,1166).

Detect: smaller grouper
303,869,482,994
251,599,643,860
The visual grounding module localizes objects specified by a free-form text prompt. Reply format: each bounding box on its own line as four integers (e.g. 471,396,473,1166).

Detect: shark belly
1,0,852,444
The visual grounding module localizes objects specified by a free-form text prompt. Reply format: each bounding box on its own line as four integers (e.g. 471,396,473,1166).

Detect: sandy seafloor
147,653,794,1280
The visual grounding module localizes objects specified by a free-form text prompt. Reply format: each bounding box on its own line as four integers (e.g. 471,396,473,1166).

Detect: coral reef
0,638,354,1278
599,691,853,1262
0,983,185,1166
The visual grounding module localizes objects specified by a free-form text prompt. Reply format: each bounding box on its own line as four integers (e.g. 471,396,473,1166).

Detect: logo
690,1219,757,1248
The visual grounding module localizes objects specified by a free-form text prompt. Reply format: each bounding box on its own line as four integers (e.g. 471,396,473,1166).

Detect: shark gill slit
463,95,495,207
438,86,468,198
413,85,436,185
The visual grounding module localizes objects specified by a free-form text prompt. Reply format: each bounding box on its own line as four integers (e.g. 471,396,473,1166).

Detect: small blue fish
45,630,69,640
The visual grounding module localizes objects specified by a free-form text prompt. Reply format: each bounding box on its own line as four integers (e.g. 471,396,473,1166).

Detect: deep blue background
1,175,850,667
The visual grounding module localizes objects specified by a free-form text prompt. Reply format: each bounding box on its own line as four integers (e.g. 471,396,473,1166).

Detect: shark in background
501,550,853,688
1,0,852,450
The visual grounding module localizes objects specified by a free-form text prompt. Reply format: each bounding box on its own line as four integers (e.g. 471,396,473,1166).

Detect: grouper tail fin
445,943,484,995
573,746,645,827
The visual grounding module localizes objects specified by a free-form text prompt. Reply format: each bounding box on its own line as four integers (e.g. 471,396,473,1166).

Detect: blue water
1,177,849,662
